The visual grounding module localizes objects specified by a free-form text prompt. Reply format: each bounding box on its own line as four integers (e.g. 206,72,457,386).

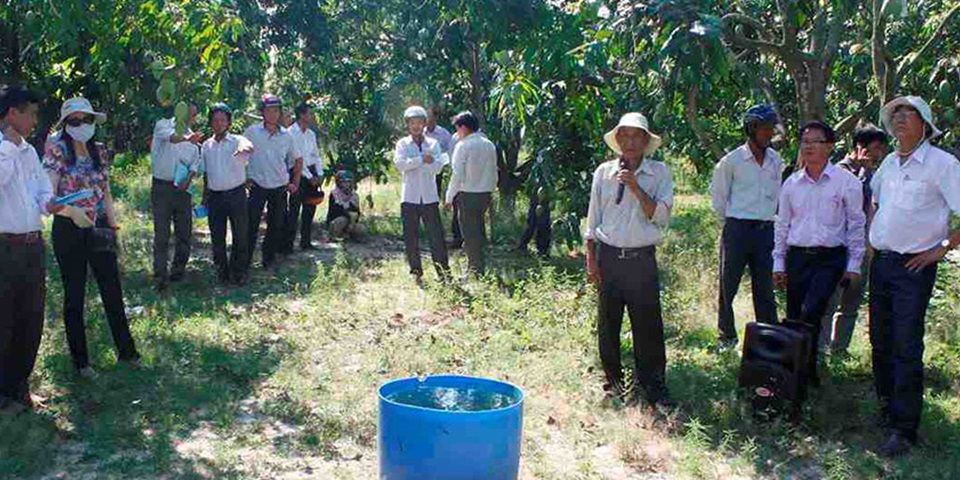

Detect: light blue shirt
710,143,784,222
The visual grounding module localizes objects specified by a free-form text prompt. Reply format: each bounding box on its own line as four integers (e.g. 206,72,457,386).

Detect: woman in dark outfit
43,97,139,378
326,170,365,241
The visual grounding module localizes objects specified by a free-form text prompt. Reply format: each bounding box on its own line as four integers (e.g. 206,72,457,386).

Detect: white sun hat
603,112,663,156
56,97,107,129
880,95,942,140
403,105,428,120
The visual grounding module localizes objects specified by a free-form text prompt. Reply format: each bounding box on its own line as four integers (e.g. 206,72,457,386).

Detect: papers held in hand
53,189,95,206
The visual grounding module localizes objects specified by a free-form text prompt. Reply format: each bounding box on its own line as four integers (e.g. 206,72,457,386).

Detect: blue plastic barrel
378,375,524,480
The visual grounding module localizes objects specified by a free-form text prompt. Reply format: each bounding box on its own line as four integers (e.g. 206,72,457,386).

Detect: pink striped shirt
773,163,866,272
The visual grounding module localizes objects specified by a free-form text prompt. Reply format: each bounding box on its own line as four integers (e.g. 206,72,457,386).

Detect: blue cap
743,104,780,126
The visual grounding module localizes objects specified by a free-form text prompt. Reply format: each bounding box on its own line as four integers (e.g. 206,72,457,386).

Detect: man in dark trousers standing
773,121,865,392
819,123,887,356
394,106,449,283
0,85,62,415
710,105,784,351
869,96,960,457
201,103,254,285
585,112,674,408
445,111,497,277
243,94,303,269
150,104,202,291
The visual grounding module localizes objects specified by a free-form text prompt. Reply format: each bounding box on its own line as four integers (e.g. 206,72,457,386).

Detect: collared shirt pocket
820,192,843,227
897,179,936,211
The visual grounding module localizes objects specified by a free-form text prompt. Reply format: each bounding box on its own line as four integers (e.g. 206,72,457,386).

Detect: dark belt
209,184,246,195
875,250,919,260
152,178,176,186
788,245,847,255
599,242,655,260
0,231,43,246
727,217,773,227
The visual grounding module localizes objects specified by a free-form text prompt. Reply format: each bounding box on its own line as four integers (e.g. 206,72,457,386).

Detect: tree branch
721,14,784,57
896,2,960,78
775,0,799,52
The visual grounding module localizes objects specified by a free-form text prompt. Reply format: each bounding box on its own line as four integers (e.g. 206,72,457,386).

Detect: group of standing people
148,94,336,290
394,105,498,282
591,94,960,458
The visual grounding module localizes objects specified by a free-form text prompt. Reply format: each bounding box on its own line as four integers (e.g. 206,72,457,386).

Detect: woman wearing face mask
43,97,139,379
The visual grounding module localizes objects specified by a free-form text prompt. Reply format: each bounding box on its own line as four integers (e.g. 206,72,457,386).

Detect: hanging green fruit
174,101,190,135
942,107,958,126
156,78,176,107
881,0,906,18
939,79,954,104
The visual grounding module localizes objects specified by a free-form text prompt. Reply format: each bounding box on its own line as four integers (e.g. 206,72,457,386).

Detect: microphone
616,159,627,204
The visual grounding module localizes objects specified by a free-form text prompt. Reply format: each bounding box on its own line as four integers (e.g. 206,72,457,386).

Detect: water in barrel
386,384,520,412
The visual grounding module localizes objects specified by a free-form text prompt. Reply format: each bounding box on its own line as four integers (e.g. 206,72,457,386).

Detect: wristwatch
940,238,953,251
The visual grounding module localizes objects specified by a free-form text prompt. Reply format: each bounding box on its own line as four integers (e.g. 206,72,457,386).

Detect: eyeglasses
800,139,830,145
64,115,95,127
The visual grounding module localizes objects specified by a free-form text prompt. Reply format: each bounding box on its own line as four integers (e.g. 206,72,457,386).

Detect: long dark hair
59,128,103,171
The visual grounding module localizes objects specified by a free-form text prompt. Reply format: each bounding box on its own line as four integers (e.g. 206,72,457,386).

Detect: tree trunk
790,60,829,124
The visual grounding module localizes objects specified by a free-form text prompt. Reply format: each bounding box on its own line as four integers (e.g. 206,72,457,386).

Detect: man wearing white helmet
585,112,674,409
868,96,960,457
395,105,449,282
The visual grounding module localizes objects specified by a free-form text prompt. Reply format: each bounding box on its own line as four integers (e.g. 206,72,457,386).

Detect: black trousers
597,243,667,399
150,179,192,281
518,198,551,255
870,251,938,439
718,218,778,341
52,216,138,370
247,183,287,267
436,171,462,243
285,175,318,251
0,236,45,403
208,185,249,282
401,202,449,277
785,246,847,385
456,192,491,276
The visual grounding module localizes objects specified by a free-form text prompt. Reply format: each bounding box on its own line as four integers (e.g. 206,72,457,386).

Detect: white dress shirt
201,134,251,192
774,164,866,272
243,123,301,189
289,122,323,179
150,118,200,181
394,135,445,204
585,158,674,249
0,138,54,234
445,132,498,205
710,143,784,222
869,141,960,254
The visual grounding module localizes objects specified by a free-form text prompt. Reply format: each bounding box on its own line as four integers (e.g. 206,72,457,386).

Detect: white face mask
66,123,96,143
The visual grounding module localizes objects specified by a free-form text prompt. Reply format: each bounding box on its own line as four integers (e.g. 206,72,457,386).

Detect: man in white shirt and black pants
772,121,865,391
445,111,498,277
0,85,62,414
585,113,674,408
201,103,253,285
868,96,960,457
285,102,324,251
395,106,449,282
243,94,303,269
710,105,783,350
150,104,202,290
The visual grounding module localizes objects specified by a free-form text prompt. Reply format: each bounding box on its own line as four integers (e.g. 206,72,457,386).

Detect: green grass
1,160,959,479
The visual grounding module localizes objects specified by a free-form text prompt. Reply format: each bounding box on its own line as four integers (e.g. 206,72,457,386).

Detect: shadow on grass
0,332,291,479
663,346,960,478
